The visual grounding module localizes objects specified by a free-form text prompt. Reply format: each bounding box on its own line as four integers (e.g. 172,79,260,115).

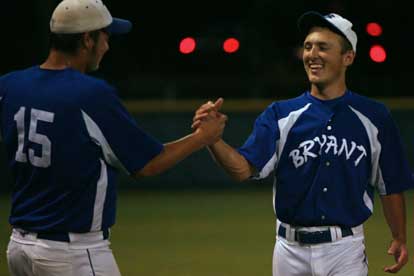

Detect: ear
343,50,355,66
81,32,94,50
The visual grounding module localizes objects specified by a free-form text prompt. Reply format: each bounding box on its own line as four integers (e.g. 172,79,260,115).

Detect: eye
319,44,329,51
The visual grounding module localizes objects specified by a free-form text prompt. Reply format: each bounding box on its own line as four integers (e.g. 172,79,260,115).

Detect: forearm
207,139,254,182
380,193,407,243
136,133,205,177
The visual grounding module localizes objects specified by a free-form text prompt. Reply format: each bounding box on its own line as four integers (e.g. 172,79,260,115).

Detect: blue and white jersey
238,91,412,228
0,66,163,233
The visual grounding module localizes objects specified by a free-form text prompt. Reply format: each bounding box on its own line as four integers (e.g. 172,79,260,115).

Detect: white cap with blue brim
298,11,357,52
50,0,132,35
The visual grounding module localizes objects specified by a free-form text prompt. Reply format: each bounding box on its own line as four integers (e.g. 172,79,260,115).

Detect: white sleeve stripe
363,191,373,212
273,179,277,215
255,148,278,179
254,103,311,180
91,159,108,231
349,106,386,194
277,103,311,162
81,110,129,175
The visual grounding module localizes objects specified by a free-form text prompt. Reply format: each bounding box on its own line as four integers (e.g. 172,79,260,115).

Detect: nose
308,45,319,58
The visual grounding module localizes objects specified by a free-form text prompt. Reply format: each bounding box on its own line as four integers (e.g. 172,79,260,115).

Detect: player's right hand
194,99,227,146
192,98,224,130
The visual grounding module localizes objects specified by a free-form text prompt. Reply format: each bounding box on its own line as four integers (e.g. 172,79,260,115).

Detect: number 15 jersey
0,66,163,233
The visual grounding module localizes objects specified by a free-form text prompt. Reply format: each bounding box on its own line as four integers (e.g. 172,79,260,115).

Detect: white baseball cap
298,11,357,52
50,0,132,34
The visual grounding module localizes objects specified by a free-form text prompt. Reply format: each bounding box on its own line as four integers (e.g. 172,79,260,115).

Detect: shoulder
268,93,311,118
253,93,310,124
0,67,37,97
63,71,121,110
0,66,35,83
73,73,128,117
70,71,117,96
347,91,390,119
347,91,395,133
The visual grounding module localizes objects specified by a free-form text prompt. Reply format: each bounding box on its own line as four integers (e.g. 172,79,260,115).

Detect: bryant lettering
289,134,367,168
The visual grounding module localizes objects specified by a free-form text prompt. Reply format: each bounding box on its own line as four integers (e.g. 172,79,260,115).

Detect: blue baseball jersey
0,66,163,233
238,91,413,228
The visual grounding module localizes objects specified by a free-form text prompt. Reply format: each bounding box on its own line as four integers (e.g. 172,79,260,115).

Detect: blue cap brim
106,18,132,35
297,11,344,39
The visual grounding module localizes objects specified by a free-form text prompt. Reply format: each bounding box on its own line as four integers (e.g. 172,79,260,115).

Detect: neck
40,49,86,73
310,82,347,100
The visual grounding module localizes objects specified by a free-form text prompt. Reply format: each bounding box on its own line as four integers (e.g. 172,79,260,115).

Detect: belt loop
288,226,296,241
332,226,342,241
351,224,363,235
277,219,294,242
284,223,295,241
276,219,281,236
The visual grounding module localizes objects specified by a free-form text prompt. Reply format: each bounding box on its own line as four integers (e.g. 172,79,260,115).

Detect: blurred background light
366,22,383,37
179,37,196,54
369,44,386,63
223,38,240,54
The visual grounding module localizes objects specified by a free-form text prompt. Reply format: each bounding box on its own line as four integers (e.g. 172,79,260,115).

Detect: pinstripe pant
273,234,368,276
7,232,121,276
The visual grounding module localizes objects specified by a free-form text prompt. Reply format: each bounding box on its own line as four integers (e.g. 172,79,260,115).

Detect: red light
366,22,383,37
369,45,386,63
223,38,240,54
179,37,196,54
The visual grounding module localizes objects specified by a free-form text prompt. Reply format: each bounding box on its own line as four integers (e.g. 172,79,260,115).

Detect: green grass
0,187,413,276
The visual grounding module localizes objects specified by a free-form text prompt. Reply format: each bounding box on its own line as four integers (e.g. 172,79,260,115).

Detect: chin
308,76,320,84
87,64,100,73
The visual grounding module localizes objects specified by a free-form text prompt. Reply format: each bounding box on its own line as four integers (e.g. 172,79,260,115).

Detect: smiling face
303,26,355,92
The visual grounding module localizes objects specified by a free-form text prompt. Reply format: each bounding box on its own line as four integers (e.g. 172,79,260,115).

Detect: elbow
224,164,254,183
232,176,248,182
133,165,160,178
230,172,251,182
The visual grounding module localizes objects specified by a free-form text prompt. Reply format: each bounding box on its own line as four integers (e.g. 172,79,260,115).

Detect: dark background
1,1,412,100
1,4,414,276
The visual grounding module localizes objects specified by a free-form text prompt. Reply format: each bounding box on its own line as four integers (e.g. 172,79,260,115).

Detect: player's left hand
192,98,224,129
383,239,408,273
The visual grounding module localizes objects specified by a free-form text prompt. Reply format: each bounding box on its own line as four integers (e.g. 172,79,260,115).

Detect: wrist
391,236,407,244
207,139,222,148
191,130,208,149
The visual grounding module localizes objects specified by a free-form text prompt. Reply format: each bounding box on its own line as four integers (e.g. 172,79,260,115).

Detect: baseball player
193,11,413,275
0,0,226,275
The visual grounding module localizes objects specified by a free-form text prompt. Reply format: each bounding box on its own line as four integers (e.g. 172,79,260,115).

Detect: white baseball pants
7,229,121,276
273,221,368,276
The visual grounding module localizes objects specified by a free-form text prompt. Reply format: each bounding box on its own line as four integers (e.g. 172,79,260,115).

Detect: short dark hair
338,35,353,54
49,30,101,54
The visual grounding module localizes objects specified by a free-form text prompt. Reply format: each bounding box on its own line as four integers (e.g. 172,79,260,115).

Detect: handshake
191,98,227,147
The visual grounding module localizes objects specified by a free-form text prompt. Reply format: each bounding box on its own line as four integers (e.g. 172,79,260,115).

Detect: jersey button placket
319,116,332,225
327,117,333,131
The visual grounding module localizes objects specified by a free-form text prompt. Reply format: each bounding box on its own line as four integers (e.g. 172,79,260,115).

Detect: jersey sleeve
237,103,280,179
81,84,163,175
377,109,413,194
